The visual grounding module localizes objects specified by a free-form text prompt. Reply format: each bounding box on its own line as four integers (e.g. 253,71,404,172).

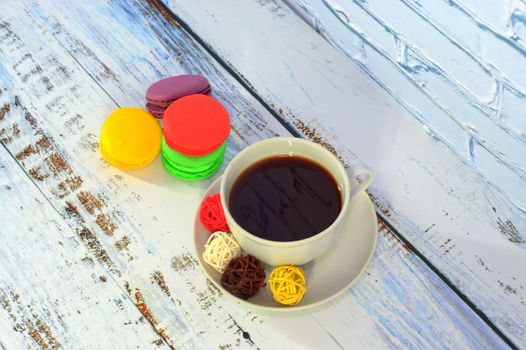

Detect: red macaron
163,95,230,157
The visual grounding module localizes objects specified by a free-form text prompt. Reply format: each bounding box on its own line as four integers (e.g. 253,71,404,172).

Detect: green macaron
161,137,225,181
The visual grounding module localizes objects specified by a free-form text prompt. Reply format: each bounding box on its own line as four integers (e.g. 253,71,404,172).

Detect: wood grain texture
0,0,512,349
165,0,526,345
0,152,170,349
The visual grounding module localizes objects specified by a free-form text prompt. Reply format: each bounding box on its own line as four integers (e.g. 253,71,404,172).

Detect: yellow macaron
100,108,162,170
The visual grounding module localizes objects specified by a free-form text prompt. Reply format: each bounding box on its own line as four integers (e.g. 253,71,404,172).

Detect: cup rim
220,137,351,247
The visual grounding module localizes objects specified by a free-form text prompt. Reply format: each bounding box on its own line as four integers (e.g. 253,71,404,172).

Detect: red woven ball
199,193,229,233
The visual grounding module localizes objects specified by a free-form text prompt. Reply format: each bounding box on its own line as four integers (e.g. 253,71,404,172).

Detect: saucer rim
192,176,378,312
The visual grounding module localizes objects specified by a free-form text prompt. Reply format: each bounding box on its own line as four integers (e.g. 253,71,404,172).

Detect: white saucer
193,176,377,312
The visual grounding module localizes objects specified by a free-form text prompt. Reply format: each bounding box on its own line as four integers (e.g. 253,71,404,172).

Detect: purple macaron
145,75,212,118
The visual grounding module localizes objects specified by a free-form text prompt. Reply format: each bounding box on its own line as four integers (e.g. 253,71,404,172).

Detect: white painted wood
166,0,526,345
0,0,512,348
0,152,170,349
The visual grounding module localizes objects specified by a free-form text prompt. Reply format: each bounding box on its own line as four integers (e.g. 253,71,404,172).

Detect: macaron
161,137,226,181
99,108,162,170
163,94,230,157
146,75,211,118
161,152,224,182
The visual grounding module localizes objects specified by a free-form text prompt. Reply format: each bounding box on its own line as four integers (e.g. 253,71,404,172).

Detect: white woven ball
202,231,241,273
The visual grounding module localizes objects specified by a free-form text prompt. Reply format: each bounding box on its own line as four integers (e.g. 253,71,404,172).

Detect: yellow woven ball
268,265,307,306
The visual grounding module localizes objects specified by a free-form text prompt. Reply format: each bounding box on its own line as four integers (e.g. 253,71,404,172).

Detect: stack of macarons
99,74,230,182
161,94,230,181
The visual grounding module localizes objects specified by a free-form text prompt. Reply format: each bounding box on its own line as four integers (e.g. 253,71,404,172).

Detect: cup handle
348,166,373,200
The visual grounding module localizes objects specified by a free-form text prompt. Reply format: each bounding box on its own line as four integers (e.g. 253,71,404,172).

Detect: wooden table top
0,1,523,349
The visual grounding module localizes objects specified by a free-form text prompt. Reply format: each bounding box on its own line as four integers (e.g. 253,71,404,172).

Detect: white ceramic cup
220,137,372,266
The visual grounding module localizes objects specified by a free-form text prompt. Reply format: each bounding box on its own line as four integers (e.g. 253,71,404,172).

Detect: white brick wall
286,0,526,209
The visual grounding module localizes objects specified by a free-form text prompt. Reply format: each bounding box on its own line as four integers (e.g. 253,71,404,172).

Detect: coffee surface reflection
229,156,342,242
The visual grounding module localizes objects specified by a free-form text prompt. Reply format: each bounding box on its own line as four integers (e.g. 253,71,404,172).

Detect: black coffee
228,156,342,242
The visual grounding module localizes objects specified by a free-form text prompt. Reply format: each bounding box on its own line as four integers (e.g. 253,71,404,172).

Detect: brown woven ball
220,255,266,299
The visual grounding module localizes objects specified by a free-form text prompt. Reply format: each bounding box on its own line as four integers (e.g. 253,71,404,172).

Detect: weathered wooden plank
165,0,526,345
1,5,272,347
0,152,170,349
0,0,511,348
